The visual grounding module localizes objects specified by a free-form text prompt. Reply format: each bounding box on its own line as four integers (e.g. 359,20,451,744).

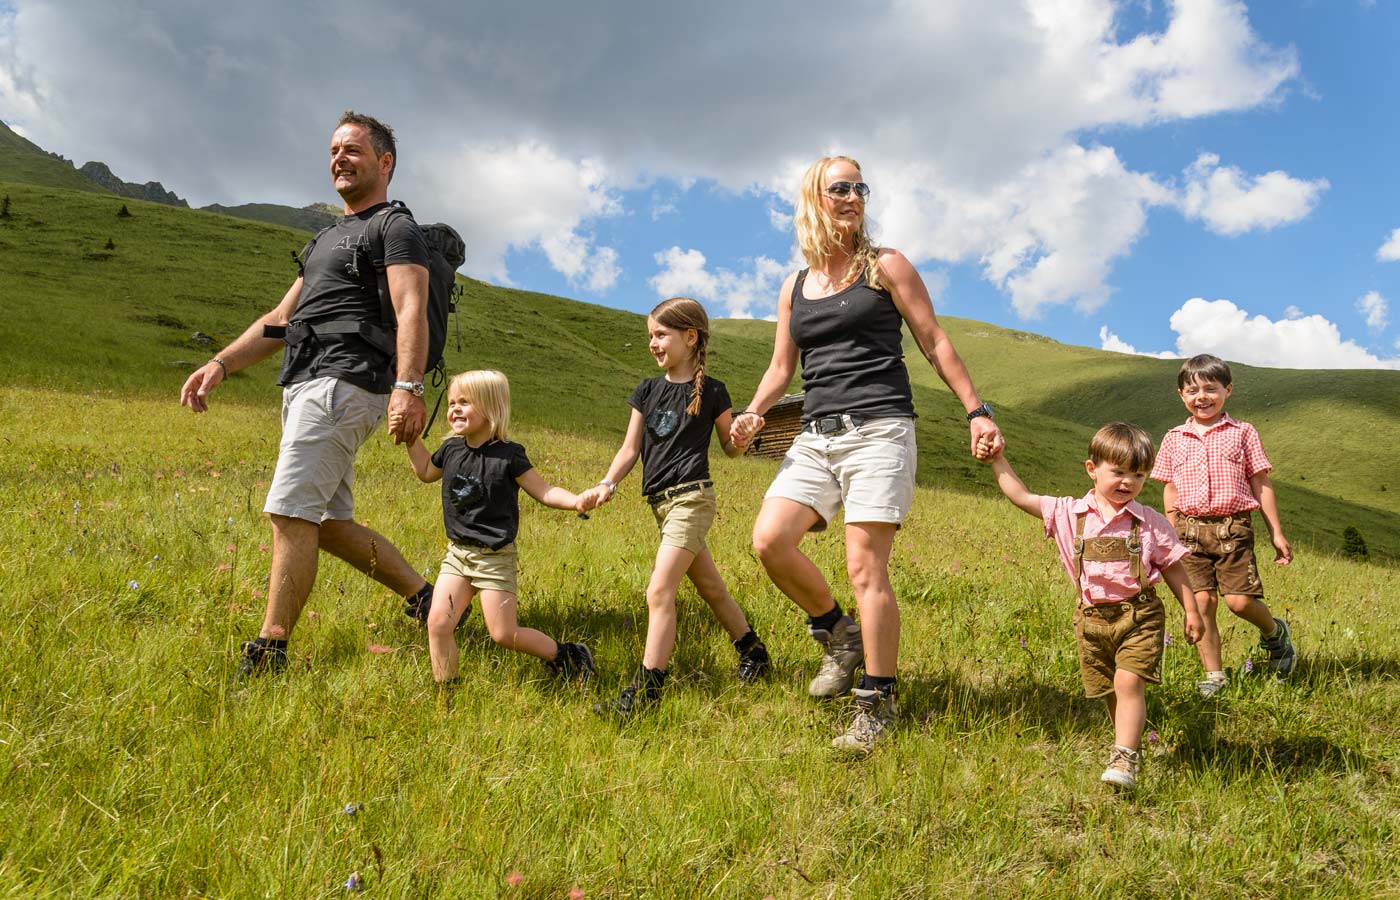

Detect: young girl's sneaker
546,642,597,681
594,666,666,718
1261,618,1297,675
736,640,772,683
1100,745,1140,790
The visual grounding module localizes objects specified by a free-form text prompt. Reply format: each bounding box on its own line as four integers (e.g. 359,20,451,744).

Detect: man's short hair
1177,353,1233,389
337,110,397,182
1089,422,1156,473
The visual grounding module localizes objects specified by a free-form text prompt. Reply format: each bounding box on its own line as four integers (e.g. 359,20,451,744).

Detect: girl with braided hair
579,297,771,717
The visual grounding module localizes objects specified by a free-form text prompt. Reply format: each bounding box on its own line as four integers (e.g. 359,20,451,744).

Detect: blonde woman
731,156,1003,750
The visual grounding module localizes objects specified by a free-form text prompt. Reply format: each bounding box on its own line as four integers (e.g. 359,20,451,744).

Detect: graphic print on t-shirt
449,472,484,511
647,409,680,440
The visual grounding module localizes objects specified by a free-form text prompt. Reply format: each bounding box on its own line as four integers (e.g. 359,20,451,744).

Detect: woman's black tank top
788,268,915,423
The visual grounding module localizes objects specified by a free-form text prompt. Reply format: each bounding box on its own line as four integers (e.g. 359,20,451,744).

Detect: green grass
2,179,1399,898
1,121,111,195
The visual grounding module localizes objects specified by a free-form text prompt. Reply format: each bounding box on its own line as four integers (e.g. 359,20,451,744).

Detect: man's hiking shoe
594,667,665,719
1100,745,1141,791
737,640,772,683
1261,618,1297,675
235,639,288,679
808,615,863,698
546,642,597,681
831,687,896,752
1198,673,1229,699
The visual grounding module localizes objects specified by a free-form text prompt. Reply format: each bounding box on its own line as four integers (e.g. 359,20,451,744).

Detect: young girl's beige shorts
764,416,916,531
440,540,518,594
650,483,717,555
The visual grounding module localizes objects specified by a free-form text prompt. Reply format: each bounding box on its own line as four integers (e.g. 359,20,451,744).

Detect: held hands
576,484,614,513
971,417,1003,461
179,360,226,413
729,410,765,449
387,390,426,445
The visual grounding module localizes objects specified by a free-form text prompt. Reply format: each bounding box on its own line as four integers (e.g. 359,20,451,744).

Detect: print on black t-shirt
448,472,485,512
629,376,732,496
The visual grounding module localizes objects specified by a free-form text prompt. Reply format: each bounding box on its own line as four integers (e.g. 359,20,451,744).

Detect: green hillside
1,178,1396,561
0,120,112,194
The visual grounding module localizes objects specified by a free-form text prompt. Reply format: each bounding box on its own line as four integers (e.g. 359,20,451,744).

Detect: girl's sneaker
594,666,666,718
546,642,597,681
1100,745,1140,790
736,640,772,683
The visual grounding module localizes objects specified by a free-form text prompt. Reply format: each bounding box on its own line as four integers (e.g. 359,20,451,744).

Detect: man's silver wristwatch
966,402,994,421
393,381,425,398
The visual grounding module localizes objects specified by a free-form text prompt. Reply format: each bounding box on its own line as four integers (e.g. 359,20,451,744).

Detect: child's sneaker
546,642,597,681
1198,672,1229,699
808,615,863,698
736,640,772,683
594,667,666,719
831,687,896,752
1261,618,1296,674
235,639,288,679
1100,745,1140,790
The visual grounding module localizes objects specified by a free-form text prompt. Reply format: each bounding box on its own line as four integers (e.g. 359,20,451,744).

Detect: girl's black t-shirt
629,375,731,496
431,438,533,549
788,268,915,422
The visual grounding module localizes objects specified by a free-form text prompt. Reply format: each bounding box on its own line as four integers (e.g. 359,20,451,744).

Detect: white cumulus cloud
649,247,788,319
1179,153,1328,237
1099,326,1178,358
1167,298,1400,369
1356,290,1388,332
1377,228,1400,263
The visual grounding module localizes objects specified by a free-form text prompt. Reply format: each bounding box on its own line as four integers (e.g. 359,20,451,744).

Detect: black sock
733,629,760,654
859,674,896,695
639,666,668,692
808,604,844,633
411,582,433,603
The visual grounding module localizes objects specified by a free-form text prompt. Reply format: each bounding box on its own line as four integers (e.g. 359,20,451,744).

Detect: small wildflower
345,872,362,891
128,580,139,590
343,802,363,816
1244,658,1255,674
1147,729,1159,745
153,554,161,561
505,871,524,886
1164,633,1172,647
73,501,81,513
65,546,74,554
227,517,234,525
1019,635,1028,651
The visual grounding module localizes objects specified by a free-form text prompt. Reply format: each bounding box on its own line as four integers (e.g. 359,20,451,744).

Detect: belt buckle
820,415,845,435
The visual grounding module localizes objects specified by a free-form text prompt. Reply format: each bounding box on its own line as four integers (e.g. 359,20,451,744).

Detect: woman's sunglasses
824,181,871,199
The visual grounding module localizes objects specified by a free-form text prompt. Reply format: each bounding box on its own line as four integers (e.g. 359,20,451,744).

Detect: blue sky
2,1,1397,368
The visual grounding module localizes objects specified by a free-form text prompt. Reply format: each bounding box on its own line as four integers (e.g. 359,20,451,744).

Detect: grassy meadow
2,180,1399,898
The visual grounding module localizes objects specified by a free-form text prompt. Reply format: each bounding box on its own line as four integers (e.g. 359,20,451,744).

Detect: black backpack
286,201,466,433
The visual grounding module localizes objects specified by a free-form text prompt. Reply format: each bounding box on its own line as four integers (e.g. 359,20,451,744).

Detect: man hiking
180,110,435,676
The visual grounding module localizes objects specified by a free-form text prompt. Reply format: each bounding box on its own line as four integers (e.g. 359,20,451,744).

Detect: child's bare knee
646,584,677,612
1222,593,1258,615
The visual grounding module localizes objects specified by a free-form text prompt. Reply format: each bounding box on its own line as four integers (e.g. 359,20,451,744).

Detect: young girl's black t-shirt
628,375,731,496
430,438,533,549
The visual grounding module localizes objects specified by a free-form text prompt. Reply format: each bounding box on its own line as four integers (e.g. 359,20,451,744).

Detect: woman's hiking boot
594,666,666,718
807,615,863,698
831,687,896,752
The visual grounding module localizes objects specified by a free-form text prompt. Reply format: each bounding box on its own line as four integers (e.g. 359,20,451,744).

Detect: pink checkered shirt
1041,493,1188,606
1150,415,1272,516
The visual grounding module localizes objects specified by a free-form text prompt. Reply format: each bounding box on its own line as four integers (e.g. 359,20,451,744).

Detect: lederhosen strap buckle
802,413,867,436
647,479,713,506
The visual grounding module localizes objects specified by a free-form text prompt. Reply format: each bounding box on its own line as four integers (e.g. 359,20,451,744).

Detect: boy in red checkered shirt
1150,354,1296,697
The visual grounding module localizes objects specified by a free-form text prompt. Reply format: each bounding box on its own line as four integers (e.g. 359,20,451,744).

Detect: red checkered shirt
1150,415,1272,516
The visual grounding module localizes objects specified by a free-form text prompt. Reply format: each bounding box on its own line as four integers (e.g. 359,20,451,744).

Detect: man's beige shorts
440,541,518,594
264,377,386,523
1176,511,1264,598
764,416,916,531
650,484,716,556
1073,590,1166,699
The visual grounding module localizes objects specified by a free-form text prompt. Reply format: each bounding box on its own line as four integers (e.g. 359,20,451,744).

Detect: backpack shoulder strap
365,201,414,332
295,220,340,276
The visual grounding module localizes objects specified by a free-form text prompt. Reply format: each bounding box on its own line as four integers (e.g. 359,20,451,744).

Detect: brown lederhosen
1072,512,1165,696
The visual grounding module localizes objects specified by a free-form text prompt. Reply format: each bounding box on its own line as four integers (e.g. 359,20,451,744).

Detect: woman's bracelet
598,479,617,495
211,356,229,378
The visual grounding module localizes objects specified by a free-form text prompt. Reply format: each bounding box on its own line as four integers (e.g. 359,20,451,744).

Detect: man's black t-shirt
278,203,429,394
629,375,731,496
431,438,533,550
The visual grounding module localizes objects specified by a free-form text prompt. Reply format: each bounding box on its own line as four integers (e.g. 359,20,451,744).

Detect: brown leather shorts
1073,590,1165,699
1176,511,1263,598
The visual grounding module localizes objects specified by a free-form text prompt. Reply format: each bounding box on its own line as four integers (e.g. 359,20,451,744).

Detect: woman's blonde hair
793,155,883,291
447,369,511,441
650,297,711,416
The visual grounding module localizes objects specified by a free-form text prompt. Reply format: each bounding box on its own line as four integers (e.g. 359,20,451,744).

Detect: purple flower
1164,633,1172,647
345,872,362,892
1147,729,1159,745
1019,635,1028,651
343,802,363,816
1244,658,1255,674
128,580,140,591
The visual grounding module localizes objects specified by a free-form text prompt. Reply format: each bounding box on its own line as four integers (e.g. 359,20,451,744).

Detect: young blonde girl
579,298,770,716
399,370,596,683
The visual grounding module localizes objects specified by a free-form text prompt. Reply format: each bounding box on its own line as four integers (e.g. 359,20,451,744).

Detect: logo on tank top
449,472,485,511
647,409,680,440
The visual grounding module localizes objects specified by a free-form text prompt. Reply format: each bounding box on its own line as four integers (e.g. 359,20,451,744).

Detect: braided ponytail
688,334,708,417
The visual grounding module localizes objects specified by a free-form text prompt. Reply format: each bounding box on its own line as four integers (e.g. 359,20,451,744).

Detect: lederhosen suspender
1074,512,1143,600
